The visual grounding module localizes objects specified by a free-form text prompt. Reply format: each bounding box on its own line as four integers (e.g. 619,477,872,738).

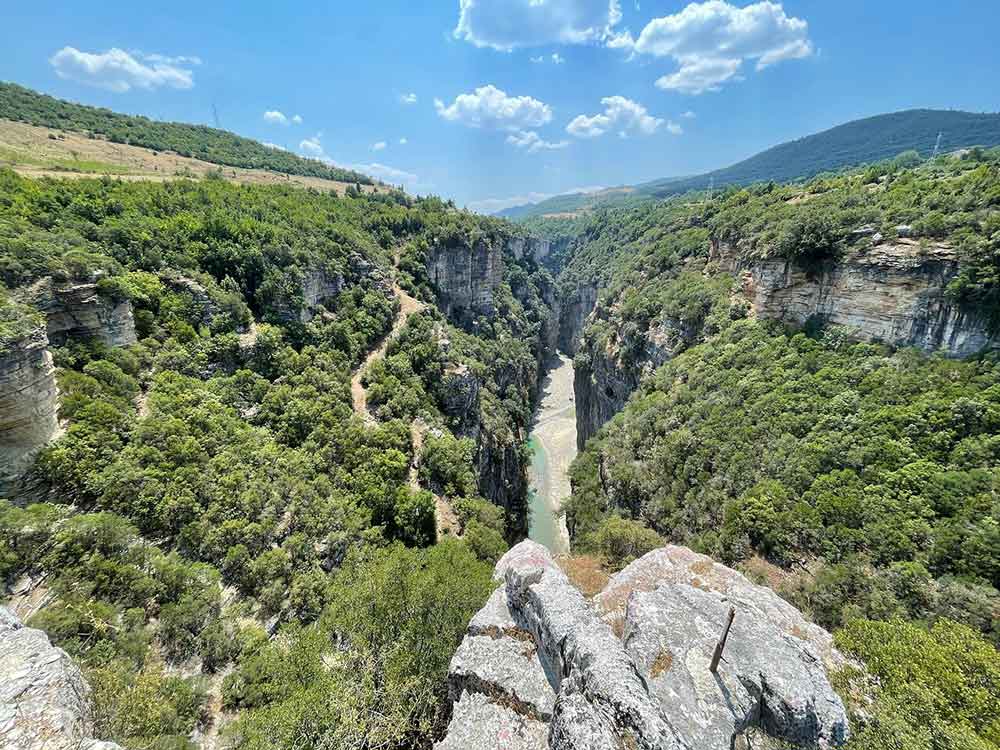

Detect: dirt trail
350,283,425,422
408,418,461,540
347,269,462,540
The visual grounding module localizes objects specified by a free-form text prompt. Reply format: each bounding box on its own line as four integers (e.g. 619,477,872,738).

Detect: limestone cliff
26,277,137,348
0,325,59,496
716,238,998,357
556,282,597,357
437,541,849,749
0,607,123,750
428,235,557,536
426,236,505,328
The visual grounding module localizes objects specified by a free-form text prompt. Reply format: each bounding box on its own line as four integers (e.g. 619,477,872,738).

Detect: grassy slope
0,81,373,184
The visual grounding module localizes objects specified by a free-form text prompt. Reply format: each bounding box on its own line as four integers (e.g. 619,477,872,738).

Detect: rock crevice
438,541,849,749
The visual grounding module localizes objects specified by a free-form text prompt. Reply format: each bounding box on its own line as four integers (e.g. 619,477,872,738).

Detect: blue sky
2,1,999,212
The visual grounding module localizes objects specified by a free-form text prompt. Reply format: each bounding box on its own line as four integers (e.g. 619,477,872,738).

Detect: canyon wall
717,238,998,357
27,277,137,348
573,313,709,451
428,236,555,536
556,282,598,357
0,325,60,497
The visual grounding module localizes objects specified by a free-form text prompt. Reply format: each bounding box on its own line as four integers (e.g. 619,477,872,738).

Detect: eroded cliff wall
0,325,59,496
27,277,137,348
719,239,998,357
428,235,556,536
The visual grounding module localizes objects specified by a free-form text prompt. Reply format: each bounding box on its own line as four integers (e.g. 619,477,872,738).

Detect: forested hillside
500,108,1000,219
0,168,554,748
558,148,1000,748
0,82,372,184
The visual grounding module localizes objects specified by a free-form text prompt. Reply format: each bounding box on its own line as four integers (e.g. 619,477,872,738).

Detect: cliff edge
437,541,849,750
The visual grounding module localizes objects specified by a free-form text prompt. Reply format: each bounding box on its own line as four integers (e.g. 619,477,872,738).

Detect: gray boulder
0,606,124,750
437,542,850,749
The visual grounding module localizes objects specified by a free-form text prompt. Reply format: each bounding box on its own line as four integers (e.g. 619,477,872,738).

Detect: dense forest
0,169,555,748
0,82,373,184
3,137,1000,749
500,108,1000,219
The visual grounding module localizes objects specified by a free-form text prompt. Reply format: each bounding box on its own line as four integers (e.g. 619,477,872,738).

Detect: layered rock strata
0,325,59,496
27,277,137,348
717,239,997,357
438,541,849,749
0,607,122,750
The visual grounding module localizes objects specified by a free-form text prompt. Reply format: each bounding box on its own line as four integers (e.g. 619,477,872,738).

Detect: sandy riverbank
527,353,576,554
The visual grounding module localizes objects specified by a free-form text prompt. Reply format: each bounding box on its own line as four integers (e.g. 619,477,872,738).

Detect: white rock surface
0,606,124,750
438,541,850,749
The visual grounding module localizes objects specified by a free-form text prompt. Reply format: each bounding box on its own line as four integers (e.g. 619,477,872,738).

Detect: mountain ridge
499,108,1000,219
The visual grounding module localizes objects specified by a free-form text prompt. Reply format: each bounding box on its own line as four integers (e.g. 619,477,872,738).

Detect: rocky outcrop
427,234,552,331
717,239,998,357
0,325,59,497
27,277,136,348
0,607,123,750
556,283,598,357
269,253,393,324
426,237,505,329
439,363,481,437
438,541,849,750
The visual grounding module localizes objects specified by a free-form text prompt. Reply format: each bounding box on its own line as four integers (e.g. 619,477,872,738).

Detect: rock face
426,237,506,329
438,541,849,750
573,316,701,452
269,253,393,324
27,277,137,348
0,607,123,750
0,326,60,497
718,239,998,357
556,283,598,357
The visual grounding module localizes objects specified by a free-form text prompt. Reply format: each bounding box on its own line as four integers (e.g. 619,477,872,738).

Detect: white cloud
371,141,387,152
551,53,566,64
654,56,742,94
506,129,570,153
399,138,408,145
299,136,324,157
630,1,813,94
262,142,286,151
50,46,197,92
455,0,623,50
354,162,419,186
681,110,697,119
566,96,662,138
264,110,289,125
530,55,545,64
666,120,683,135
292,114,303,124
400,92,418,104
435,85,552,130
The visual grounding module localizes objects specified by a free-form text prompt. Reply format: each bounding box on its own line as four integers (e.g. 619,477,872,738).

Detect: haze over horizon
2,0,998,212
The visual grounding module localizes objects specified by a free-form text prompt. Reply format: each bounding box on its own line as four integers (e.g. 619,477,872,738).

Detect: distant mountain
0,82,373,185
499,109,1000,219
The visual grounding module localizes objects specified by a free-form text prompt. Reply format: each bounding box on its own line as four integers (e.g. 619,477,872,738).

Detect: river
527,353,576,554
